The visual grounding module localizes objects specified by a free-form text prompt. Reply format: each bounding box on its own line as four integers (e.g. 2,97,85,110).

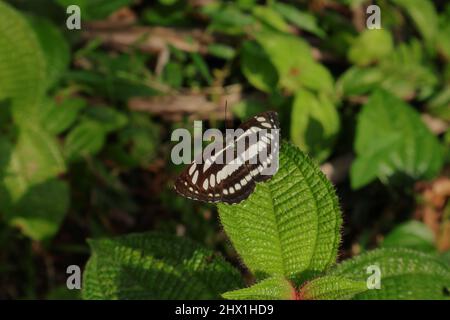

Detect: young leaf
82,232,243,299
329,248,450,300
299,275,367,300
351,90,444,189
218,142,342,284
290,89,340,163
222,276,296,300
0,1,46,125
382,220,436,252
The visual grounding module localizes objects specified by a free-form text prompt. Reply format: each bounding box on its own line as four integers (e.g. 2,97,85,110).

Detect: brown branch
128,85,242,121
82,25,213,55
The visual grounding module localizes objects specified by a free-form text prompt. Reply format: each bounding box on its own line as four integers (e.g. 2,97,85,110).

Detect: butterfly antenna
224,100,228,129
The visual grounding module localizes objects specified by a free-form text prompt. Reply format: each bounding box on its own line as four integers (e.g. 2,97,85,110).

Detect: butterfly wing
174,111,280,204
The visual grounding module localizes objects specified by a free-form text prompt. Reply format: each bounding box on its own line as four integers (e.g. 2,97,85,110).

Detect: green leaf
107,113,160,168
64,120,106,162
207,43,236,60
348,29,393,67
0,1,46,124
273,3,325,38
218,142,342,284
351,90,444,189
83,106,129,133
336,66,384,97
255,31,334,93
382,221,436,252
204,4,256,35
392,0,438,46
27,16,70,89
339,41,437,100
252,5,290,33
7,179,70,241
290,89,340,163
223,276,296,300
240,40,278,93
330,248,450,299
40,97,87,135
82,232,243,299
1,125,66,200
299,275,367,300
0,124,67,240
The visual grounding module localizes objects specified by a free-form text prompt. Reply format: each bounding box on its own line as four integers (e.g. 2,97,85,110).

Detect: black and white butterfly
174,111,280,204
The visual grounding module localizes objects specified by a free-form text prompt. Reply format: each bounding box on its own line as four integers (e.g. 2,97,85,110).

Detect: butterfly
174,111,280,204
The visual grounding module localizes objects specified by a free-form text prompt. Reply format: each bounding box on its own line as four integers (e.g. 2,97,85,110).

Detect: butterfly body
174,111,280,204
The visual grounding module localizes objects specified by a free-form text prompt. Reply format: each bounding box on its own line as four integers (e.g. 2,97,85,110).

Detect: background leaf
82,232,243,299
290,89,340,163
382,220,436,252
330,248,450,299
0,1,46,124
351,90,444,189
348,29,393,67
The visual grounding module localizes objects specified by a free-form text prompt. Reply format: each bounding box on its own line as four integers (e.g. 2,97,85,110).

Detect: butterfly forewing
174,111,280,204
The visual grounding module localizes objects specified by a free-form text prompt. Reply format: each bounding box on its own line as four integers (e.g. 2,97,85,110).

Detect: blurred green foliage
0,0,449,300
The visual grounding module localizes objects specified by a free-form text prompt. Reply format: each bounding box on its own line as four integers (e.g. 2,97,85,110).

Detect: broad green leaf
252,5,290,33
240,40,278,93
82,232,243,299
64,120,106,162
299,275,367,300
223,276,296,300
351,90,444,189
27,16,70,89
290,89,340,163
273,3,325,38
255,31,334,93
392,0,438,46
382,221,436,252
330,248,450,299
0,1,46,124
40,97,87,135
348,29,393,66
218,142,342,284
